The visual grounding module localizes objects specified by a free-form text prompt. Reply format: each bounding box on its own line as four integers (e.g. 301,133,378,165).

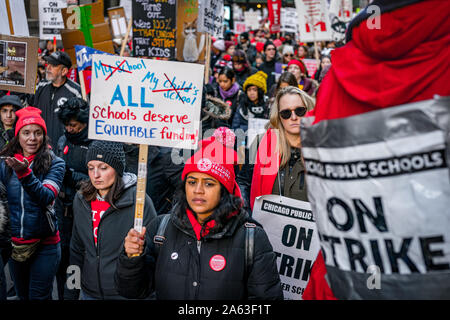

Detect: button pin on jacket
171,252,178,260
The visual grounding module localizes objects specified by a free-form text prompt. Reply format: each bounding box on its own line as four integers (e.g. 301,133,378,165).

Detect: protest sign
247,118,268,148
39,0,67,40
267,0,281,33
253,194,321,300
197,0,224,39
281,7,298,33
107,6,128,39
300,97,450,299
234,21,246,35
176,0,206,64
303,58,318,78
244,11,259,31
0,35,38,94
295,0,332,42
75,45,113,96
0,0,29,36
132,0,176,59
329,0,352,41
89,55,204,149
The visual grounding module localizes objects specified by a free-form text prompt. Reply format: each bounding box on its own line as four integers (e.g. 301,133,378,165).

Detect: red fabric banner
268,0,281,33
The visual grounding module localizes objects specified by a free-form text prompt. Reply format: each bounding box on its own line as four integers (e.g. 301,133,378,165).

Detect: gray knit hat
86,140,126,176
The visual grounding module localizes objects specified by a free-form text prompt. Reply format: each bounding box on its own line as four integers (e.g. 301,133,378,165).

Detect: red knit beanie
288,59,307,74
182,127,241,199
15,106,47,136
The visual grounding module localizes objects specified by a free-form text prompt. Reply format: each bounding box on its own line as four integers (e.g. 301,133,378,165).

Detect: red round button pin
209,255,226,272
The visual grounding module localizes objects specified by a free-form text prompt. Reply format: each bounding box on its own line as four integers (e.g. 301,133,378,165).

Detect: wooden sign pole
204,34,211,84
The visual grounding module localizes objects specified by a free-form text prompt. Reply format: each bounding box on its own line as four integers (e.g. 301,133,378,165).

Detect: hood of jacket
202,95,232,121
322,0,449,110
113,172,137,208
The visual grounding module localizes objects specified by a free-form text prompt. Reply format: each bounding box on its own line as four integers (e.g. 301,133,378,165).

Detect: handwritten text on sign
253,195,321,300
89,54,204,149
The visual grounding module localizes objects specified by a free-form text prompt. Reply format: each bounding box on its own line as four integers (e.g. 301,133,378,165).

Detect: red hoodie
303,0,450,300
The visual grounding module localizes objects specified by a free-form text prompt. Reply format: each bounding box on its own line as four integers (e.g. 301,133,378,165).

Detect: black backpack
153,214,256,274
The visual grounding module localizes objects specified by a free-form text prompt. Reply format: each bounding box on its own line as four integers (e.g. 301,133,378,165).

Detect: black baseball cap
44,51,72,69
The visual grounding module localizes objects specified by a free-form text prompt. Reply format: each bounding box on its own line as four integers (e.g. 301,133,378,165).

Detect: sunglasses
279,107,307,119
266,47,276,51
284,54,294,57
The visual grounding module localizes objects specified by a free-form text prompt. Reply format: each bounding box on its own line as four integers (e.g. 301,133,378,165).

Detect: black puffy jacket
115,205,283,300
70,173,157,299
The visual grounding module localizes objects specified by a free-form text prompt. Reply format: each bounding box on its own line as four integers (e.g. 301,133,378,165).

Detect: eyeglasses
266,47,276,51
279,107,307,119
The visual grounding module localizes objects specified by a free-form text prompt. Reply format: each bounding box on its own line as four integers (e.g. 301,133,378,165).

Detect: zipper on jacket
19,187,24,238
194,240,202,299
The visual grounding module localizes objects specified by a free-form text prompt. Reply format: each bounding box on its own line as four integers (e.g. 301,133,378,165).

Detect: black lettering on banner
327,197,354,231
385,238,419,273
304,149,446,181
322,234,341,267
275,251,313,281
281,224,314,251
420,236,450,271
262,200,314,222
370,239,385,273
328,197,388,233
344,238,369,272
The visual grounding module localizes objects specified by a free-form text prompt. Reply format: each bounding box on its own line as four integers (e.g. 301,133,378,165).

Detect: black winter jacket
115,206,283,300
32,80,82,148
70,173,157,299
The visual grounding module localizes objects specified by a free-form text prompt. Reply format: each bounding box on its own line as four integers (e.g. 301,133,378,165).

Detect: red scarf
186,209,216,241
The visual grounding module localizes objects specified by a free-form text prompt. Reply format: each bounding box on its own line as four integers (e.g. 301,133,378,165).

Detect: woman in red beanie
0,106,65,300
287,59,318,97
115,127,283,300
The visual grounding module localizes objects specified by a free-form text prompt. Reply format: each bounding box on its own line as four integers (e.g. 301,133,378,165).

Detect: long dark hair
173,179,243,233
80,173,125,209
0,135,53,176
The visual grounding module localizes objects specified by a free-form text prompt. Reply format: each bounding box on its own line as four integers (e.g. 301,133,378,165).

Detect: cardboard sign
176,0,206,63
295,0,332,42
0,35,38,94
132,0,176,59
197,0,224,38
253,195,321,300
300,97,450,299
61,1,114,67
39,0,67,40
89,55,204,149
107,6,128,39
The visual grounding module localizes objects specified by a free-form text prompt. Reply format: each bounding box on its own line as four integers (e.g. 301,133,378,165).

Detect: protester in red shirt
70,140,156,300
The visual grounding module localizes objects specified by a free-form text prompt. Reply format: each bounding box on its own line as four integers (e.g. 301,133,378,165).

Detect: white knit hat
282,45,294,55
213,39,225,51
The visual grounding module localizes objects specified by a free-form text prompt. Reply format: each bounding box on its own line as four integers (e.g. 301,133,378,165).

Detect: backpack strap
153,214,170,256
244,222,256,275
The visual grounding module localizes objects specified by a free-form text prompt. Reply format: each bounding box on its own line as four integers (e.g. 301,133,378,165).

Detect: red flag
268,0,281,33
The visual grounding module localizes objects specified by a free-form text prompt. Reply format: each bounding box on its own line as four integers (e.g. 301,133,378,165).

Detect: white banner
39,0,67,40
328,0,352,41
89,55,204,149
197,0,224,38
294,0,332,42
253,195,321,300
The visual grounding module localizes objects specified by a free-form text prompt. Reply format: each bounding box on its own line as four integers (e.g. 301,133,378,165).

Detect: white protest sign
0,0,29,36
38,0,67,40
295,0,332,42
198,0,224,38
301,98,450,298
244,11,260,30
329,0,352,41
247,118,268,148
253,195,321,300
89,55,204,149
281,7,298,33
